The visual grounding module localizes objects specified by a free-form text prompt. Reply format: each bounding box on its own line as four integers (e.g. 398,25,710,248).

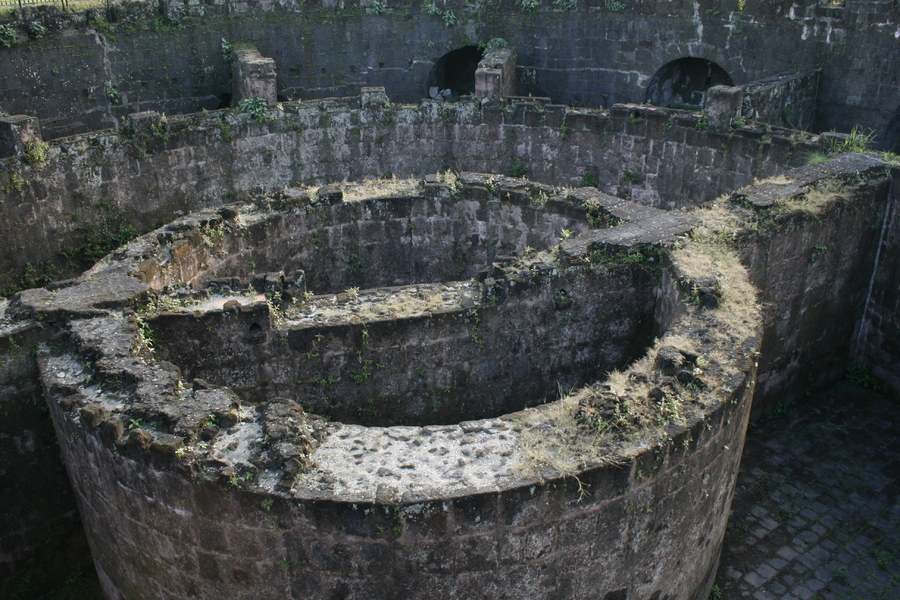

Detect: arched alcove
645,57,734,109
427,45,483,100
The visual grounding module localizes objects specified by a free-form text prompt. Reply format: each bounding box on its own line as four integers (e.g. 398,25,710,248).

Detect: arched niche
645,57,734,110
427,45,484,100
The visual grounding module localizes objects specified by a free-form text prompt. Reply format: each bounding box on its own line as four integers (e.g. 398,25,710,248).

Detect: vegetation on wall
0,22,16,48
0,261,60,297
59,203,139,267
804,125,900,166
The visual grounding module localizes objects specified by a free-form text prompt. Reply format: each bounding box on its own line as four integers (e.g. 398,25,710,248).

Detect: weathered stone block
705,85,744,131
742,70,820,131
0,115,42,158
233,46,277,108
361,86,390,109
126,111,164,137
475,47,517,103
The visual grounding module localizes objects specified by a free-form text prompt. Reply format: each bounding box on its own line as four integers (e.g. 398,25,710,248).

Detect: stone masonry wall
728,153,892,417
151,266,656,426
184,188,591,294
145,183,666,426
0,318,93,596
27,209,758,598
742,70,820,132
856,166,900,394
0,97,805,294
0,174,756,599
41,377,752,600
0,0,898,144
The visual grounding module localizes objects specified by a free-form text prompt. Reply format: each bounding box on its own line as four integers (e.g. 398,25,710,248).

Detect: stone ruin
1,0,899,598
5,172,760,598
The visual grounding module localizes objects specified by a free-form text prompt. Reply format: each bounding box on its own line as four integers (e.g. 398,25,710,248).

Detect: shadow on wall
645,57,733,110
883,104,900,152
427,46,484,100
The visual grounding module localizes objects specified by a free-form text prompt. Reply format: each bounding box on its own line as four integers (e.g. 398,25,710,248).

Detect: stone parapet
9,174,761,599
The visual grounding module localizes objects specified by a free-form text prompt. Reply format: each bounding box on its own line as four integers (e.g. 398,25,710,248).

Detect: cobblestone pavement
715,382,900,600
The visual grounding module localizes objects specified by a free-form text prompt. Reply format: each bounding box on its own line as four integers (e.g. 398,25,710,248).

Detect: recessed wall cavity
428,46,484,99
645,57,734,109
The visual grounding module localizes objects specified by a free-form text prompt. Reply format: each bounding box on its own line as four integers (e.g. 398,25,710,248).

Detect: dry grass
341,177,422,202
660,334,699,356
513,197,762,482
284,283,478,326
516,394,623,481
688,200,753,241
755,174,792,185
439,169,463,196
671,226,759,350
606,369,628,397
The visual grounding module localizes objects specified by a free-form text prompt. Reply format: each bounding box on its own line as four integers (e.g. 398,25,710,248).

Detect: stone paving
715,382,900,600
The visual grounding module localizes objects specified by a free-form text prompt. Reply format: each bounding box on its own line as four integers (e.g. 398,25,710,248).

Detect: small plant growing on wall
237,97,275,123
442,9,457,27
809,243,827,263
221,38,233,64
27,21,46,40
0,23,17,48
105,82,121,105
22,140,49,166
829,124,876,153
508,161,527,178
553,0,578,10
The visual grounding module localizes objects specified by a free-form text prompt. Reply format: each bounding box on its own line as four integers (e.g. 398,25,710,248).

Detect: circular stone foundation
22,173,761,600
149,174,659,427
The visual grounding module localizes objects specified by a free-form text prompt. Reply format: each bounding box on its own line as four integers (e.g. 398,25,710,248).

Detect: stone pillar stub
476,47,517,103
0,115,42,158
361,87,390,109
705,85,744,130
126,111,164,137
233,47,278,108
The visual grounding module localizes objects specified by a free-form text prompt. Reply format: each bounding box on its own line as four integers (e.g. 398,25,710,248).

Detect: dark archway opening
427,46,484,100
645,58,733,110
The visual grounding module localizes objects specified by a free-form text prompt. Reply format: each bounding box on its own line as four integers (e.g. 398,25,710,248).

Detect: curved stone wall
148,176,665,425
1,0,898,590
0,97,807,294
14,174,761,598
